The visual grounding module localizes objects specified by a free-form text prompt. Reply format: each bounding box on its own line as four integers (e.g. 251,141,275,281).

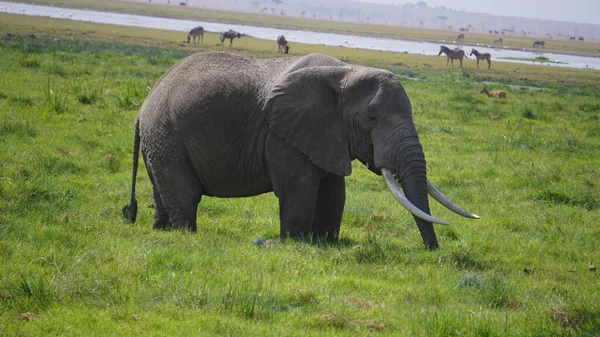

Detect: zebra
470,49,491,69
578,36,584,41
277,35,289,54
569,36,576,41
186,26,204,44
438,45,467,68
220,29,241,47
532,40,545,48
457,33,465,42
493,37,503,45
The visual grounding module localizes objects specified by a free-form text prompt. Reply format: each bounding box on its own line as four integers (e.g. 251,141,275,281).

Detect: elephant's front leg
266,135,322,239
311,175,345,241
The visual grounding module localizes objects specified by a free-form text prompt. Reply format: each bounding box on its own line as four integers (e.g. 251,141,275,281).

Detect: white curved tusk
382,168,449,225
426,181,481,219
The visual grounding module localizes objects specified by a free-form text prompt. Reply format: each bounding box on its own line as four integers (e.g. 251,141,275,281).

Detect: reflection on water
1,1,599,69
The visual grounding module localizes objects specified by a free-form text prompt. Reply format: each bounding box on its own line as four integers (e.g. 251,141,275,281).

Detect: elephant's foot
152,214,171,230
172,220,197,232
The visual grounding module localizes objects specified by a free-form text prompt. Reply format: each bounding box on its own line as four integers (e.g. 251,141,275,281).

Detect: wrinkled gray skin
123,52,442,249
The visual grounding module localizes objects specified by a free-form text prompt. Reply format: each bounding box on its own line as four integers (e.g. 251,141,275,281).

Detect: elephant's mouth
381,168,480,224
360,159,381,175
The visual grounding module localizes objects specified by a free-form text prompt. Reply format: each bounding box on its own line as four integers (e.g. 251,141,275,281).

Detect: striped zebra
220,29,241,47
457,33,465,42
438,45,467,68
532,40,545,48
186,26,204,44
493,37,503,45
277,35,289,54
470,49,491,69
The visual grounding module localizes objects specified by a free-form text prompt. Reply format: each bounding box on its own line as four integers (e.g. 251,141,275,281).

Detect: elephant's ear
264,67,351,176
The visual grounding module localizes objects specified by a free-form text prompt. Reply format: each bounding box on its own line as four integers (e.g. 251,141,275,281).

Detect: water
1,1,599,70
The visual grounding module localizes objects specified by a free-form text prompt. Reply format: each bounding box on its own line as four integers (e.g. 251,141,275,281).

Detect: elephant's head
264,62,479,249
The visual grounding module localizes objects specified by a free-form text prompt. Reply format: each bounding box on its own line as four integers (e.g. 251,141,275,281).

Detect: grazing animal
186,26,204,44
121,52,480,250
578,36,584,42
457,33,465,42
220,29,241,47
480,84,506,98
569,36,576,41
438,45,466,68
532,40,545,48
493,37,503,45
277,35,289,53
470,49,492,69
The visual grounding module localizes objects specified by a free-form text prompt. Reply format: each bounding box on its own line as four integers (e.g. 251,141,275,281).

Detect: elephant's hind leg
148,158,202,232
311,175,345,241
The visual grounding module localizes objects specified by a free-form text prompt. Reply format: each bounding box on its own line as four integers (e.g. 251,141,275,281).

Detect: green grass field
10,0,600,57
1,13,599,337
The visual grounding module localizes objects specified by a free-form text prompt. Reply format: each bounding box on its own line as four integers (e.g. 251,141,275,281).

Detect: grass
10,0,600,58
500,56,568,64
1,13,599,337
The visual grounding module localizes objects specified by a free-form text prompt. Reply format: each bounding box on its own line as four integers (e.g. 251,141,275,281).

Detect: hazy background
136,0,600,38
359,0,600,25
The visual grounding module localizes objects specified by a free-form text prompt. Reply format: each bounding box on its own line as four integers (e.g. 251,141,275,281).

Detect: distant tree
437,16,447,26
416,1,427,8
301,10,305,18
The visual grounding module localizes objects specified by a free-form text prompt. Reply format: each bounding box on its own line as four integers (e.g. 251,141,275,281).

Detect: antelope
493,37,503,45
532,40,545,48
438,45,467,68
220,29,241,47
277,35,289,54
457,33,465,42
480,84,506,99
470,48,492,69
186,26,204,44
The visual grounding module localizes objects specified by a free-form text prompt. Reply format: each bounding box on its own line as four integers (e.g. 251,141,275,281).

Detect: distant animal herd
180,25,590,99
185,25,289,53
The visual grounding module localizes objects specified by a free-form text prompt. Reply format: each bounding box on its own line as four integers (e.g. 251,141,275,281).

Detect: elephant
122,52,479,250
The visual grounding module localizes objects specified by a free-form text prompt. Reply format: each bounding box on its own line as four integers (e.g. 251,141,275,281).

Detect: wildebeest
532,40,545,48
277,35,289,54
220,29,241,47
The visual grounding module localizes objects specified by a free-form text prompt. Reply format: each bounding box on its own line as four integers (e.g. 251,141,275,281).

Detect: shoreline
5,0,600,60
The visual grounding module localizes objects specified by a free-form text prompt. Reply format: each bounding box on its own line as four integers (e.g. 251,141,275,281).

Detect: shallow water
1,1,599,70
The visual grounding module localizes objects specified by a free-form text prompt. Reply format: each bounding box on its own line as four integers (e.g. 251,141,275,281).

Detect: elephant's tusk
382,169,449,225
426,181,480,219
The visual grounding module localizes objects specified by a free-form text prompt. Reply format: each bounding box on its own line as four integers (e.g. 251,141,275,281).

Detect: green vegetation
12,0,600,57
500,56,568,64
1,14,599,337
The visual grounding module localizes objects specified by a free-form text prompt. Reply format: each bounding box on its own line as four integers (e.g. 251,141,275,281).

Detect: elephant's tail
122,119,139,223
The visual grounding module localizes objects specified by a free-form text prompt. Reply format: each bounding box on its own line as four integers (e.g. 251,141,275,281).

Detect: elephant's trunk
378,139,440,249
380,138,479,249
397,152,439,250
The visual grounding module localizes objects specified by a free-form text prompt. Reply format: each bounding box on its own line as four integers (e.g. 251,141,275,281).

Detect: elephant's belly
201,177,273,198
